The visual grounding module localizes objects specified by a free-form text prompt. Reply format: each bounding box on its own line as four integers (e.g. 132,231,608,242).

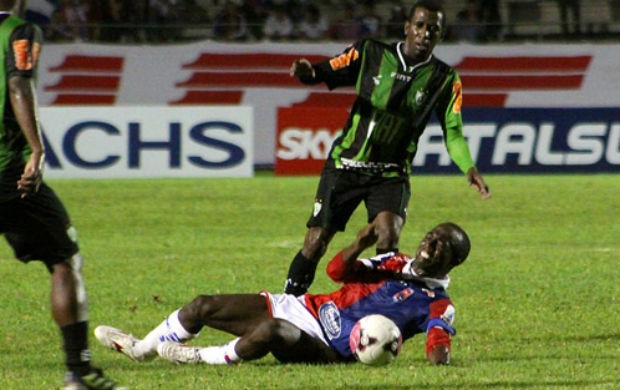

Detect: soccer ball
349,314,403,366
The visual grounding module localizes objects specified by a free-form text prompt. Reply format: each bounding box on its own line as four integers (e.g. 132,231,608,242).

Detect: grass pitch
1,173,618,389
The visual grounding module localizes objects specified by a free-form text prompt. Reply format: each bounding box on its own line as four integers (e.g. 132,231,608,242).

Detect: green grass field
1,173,618,389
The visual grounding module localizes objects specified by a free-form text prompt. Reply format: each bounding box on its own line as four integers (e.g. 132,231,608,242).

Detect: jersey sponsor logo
391,71,412,83
329,47,359,71
318,302,342,340
392,287,414,302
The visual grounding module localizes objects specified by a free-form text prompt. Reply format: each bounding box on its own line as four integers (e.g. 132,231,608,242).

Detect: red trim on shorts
259,290,274,317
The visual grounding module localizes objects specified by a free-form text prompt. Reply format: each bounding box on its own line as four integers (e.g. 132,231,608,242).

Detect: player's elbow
426,344,450,365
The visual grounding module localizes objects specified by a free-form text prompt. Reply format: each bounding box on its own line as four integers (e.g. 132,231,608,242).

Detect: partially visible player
0,1,124,389
284,0,490,297
94,222,470,366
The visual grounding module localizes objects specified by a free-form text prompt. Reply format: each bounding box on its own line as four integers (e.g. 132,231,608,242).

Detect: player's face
403,7,443,62
413,225,455,278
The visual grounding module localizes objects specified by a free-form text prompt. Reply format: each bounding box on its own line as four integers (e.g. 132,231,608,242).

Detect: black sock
284,251,318,296
61,321,91,376
376,247,398,255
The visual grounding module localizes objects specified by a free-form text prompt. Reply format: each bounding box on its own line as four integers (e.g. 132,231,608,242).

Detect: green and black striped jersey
305,39,474,177
0,15,41,201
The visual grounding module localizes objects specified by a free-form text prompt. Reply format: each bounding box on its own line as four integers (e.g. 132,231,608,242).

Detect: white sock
135,309,197,356
197,338,241,365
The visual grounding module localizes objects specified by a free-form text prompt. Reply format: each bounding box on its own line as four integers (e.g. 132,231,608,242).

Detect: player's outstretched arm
466,167,491,199
326,224,377,281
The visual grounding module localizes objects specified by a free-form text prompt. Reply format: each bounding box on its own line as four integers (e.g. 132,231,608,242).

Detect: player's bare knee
375,224,399,245
253,318,301,347
184,294,217,320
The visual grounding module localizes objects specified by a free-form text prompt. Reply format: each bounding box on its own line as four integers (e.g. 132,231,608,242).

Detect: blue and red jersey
304,251,456,359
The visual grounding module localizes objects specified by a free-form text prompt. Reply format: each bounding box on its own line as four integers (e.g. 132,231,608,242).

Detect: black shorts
0,182,79,270
306,167,410,232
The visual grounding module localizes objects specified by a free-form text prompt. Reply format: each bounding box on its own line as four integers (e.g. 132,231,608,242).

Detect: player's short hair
445,222,470,265
408,0,446,29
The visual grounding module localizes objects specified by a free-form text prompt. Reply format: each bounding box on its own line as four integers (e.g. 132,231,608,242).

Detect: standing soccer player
0,1,124,389
284,0,491,296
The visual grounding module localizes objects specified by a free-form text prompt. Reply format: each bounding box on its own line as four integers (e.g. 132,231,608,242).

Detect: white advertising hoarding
39,106,254,178
37,41,620,167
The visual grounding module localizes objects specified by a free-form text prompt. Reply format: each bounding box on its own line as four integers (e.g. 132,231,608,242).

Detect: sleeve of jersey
7,23,43,79
326,251,413,282
438,72,476,174
325,251,364,282
308,41,364,90
425,299,456,357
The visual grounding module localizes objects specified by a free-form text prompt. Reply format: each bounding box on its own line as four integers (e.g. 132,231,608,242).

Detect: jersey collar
396,41,433,73
402,260,451,289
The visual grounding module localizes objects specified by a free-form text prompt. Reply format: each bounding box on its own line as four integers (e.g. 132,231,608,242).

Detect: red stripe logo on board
45,55,124,105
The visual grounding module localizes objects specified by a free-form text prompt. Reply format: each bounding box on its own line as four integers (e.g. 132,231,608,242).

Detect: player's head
0,0,17,11
403,0,445,62
413,222,471,278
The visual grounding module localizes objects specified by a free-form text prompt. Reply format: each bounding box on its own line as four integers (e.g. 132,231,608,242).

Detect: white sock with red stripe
197,338,241,365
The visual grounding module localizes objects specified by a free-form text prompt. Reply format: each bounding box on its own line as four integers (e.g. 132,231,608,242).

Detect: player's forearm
426,326,452,365
446,135,475,174
9,76,45,156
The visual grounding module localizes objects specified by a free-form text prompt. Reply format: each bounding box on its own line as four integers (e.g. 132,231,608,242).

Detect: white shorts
260,291,328,346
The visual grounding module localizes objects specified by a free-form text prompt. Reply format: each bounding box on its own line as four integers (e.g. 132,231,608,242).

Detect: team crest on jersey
415,89,428,106
318,302,342,340
313,200,322,217
66,226,78,243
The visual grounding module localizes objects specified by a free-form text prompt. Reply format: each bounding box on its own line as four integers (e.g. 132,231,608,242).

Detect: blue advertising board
414,108,620,174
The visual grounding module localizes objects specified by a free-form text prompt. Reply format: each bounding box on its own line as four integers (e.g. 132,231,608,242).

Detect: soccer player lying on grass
95,222,470,366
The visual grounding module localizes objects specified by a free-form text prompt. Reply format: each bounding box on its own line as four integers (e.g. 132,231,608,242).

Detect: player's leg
4,184,123,389
284,169,361,295
98,293,270,361
158,293,343,365
238,318,342,363
366,176,410,254
284,226,336,296
373,211,404,252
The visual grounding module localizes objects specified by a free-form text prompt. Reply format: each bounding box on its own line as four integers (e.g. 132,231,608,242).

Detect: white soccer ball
349,314,403,366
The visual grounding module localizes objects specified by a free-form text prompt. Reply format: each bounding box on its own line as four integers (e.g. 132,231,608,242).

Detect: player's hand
17,152,44,198
290,59,315,79
466,167,491,199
